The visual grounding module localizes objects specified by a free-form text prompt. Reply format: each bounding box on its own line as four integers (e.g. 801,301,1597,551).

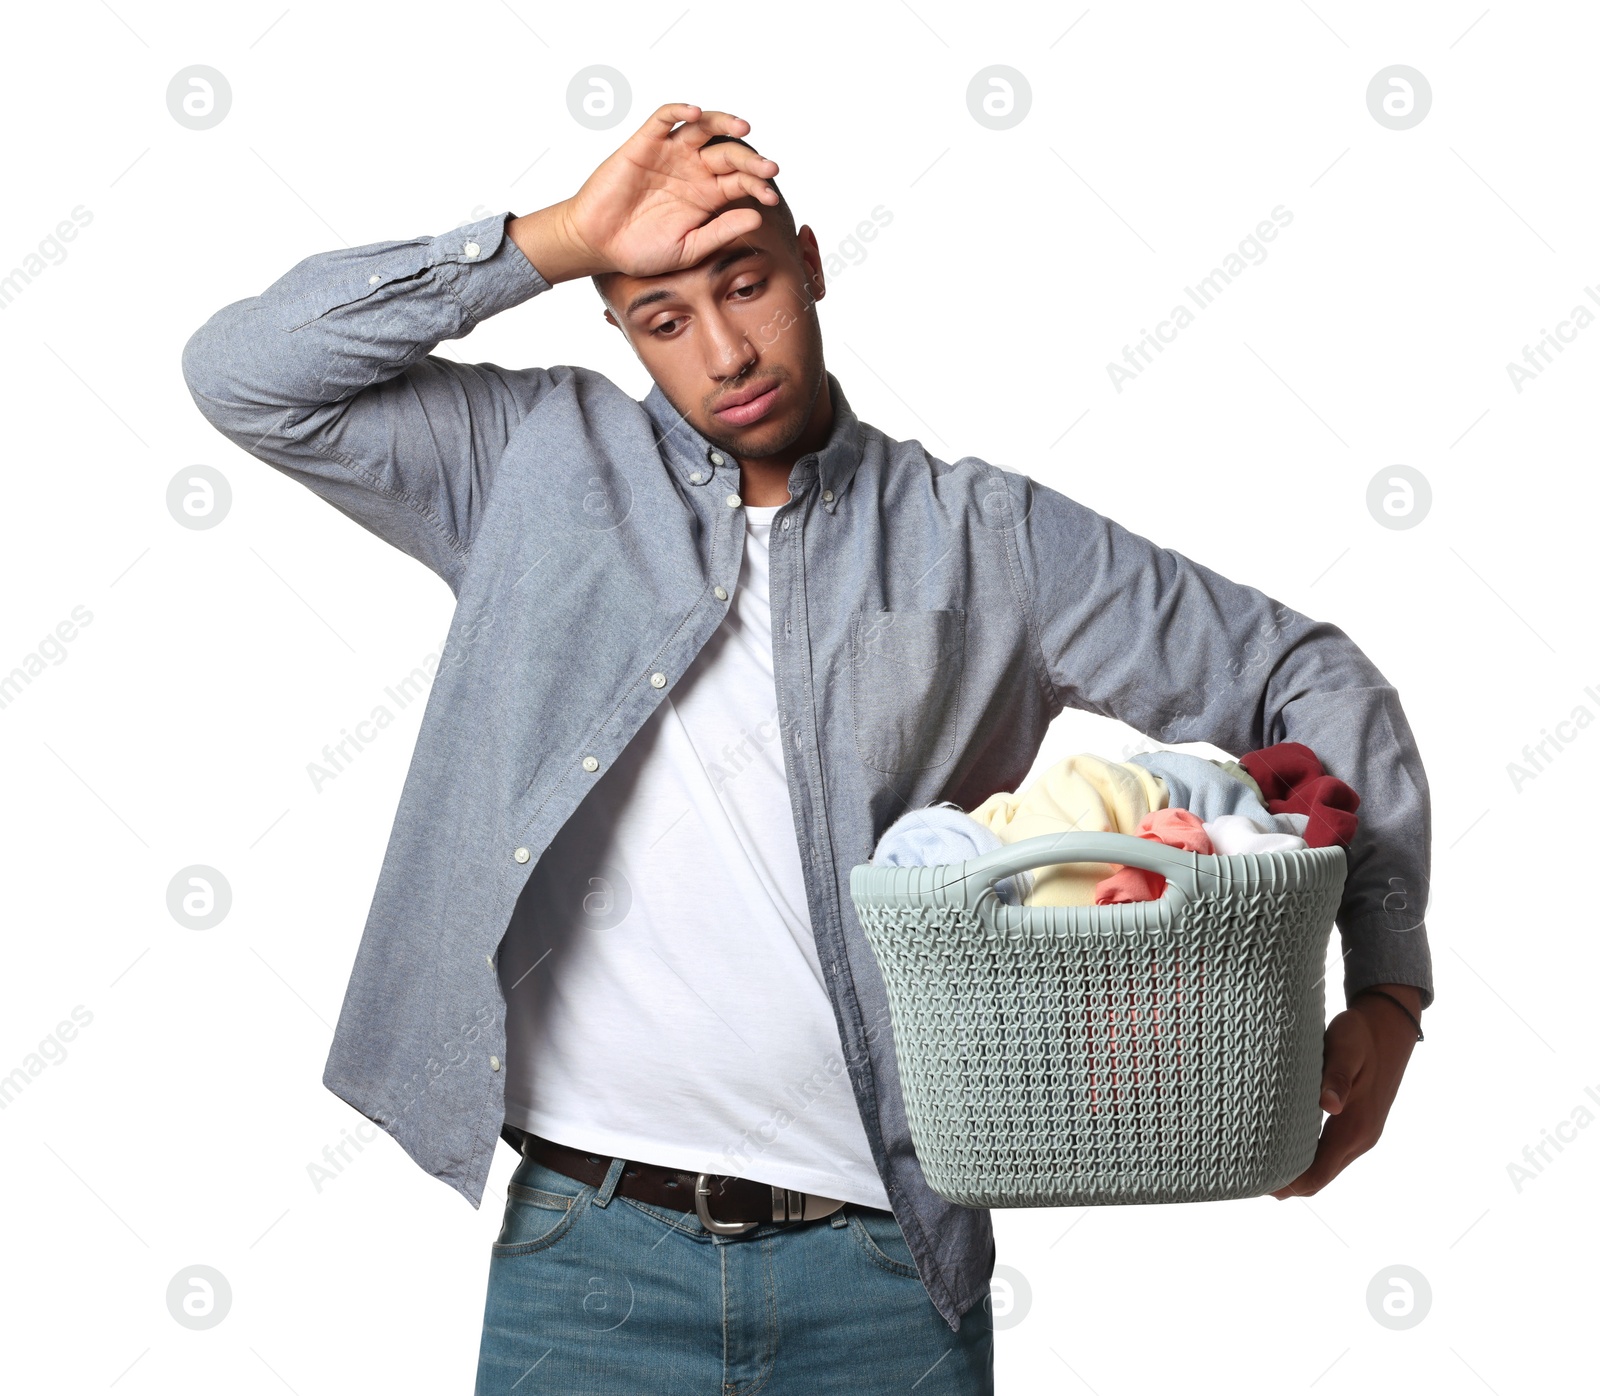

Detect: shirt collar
642,371,863,513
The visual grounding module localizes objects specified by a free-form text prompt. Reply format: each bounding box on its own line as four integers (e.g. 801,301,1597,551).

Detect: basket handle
951,830,1206,905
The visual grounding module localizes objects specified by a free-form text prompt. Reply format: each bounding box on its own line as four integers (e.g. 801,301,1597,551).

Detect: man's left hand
1270,982,1423,1199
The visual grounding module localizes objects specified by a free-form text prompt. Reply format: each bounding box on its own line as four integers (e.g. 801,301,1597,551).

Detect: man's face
601,198,827,461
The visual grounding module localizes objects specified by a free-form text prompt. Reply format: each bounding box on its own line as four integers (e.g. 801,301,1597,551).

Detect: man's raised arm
179,205,562,590
179,103,781,590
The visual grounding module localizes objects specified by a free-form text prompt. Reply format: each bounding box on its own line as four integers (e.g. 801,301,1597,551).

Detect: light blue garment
1129,750,1305,837
871,803,1033,905
1208,757,1266,804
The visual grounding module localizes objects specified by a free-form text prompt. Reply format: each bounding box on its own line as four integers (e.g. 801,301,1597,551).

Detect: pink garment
1093,807,1214,905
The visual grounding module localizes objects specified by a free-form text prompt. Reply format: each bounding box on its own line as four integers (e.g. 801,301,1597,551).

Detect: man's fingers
1272,1107,1377,1197
1269,1003,1411,1201
1321,1071,1354,1114
1291,1016,1372,1187
1280,1117,1348,1196
1280,1144,1350,1197
642,103,703,138
1319,1011,1370,1112
672,110,751,148
678,206,765,266
713,171,781,207
702,140,779,179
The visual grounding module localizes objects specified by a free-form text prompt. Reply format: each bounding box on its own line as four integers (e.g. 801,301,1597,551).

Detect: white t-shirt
498,502,891,1209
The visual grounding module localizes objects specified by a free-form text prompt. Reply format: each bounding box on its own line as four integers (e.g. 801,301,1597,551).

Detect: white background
1,1,1594,1392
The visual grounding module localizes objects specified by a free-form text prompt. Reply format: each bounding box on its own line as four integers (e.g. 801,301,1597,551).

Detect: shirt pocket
849,609,966,773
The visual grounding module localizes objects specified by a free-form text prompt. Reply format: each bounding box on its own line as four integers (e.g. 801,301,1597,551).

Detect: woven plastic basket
849,830,1347,1208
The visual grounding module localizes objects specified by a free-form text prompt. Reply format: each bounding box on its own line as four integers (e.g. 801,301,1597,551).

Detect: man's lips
713,379,782,426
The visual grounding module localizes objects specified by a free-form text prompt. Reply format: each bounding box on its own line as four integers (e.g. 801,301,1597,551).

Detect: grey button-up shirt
181,209,1434,1331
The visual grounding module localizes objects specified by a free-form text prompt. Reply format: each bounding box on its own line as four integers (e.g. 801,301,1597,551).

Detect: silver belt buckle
693,1175,846,1235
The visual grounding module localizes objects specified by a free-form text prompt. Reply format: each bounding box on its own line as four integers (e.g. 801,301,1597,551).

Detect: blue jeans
474,1151,994,1394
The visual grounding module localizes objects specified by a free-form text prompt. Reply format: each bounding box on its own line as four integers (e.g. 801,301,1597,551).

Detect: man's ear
796,224,826,304
602,308,643,363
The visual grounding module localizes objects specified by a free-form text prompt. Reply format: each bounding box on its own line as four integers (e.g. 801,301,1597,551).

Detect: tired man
182,105,1433,1394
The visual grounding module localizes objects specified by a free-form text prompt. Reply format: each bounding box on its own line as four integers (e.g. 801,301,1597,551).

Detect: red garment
1093,807,1213,905
1238,741,1360,849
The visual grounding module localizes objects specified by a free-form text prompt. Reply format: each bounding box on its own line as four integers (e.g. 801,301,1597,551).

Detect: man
182,104,1433,1393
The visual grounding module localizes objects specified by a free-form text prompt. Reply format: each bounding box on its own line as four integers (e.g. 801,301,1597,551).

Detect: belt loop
592,1155,627,1208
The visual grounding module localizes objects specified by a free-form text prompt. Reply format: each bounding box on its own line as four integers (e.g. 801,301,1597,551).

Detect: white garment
1202,813,1308,855
498,503,890,1209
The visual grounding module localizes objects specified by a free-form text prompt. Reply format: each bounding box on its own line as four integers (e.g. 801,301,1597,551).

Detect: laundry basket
849,830,1347,1208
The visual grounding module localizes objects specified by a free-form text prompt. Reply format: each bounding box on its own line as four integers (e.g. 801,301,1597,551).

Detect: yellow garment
969,754,1169,906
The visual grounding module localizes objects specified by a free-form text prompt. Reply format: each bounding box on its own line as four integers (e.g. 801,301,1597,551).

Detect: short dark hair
592,133,796,300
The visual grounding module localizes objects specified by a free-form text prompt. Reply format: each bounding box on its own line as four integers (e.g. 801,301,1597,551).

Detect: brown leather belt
520,1131,847,1235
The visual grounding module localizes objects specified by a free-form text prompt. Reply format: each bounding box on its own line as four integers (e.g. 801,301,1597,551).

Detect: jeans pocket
491,1163,589,1256
849,609,966,773
847,1207,920,1278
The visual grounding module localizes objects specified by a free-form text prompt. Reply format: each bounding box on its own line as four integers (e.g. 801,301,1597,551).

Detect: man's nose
704,313,758,381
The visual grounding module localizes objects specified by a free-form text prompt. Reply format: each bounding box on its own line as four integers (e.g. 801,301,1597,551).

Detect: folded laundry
869,802,1034,905
1202,813,1309,856
969,754,1168,907
1093,807,1213,904
1238,742,1360,849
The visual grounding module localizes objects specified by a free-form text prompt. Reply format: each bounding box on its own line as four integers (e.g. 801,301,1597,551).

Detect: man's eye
732,280,766,299
651,317,684,336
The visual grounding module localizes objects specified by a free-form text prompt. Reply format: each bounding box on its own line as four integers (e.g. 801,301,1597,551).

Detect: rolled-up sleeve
181,209,560,590
1007,473,1434,1008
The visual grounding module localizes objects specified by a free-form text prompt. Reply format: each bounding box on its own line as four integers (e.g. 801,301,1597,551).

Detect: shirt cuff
428,209,551,325
1339,914,1435,1010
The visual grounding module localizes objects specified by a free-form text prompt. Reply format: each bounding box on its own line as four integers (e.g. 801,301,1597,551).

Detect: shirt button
714,585,728,601
710,451,725,466
650,672,667,688
782,518,791,530
512,847,530,863
822,489,834,502
726,493,742,509
582,755,600,772
489,1055,501,1071
485,954,495,968
690,471,704,483
368,274,380,285
463,241,481,258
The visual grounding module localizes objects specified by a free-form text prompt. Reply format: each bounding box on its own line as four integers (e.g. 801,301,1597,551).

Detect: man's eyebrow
622,246,766,318
623,287,675,317
708,245,763,277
